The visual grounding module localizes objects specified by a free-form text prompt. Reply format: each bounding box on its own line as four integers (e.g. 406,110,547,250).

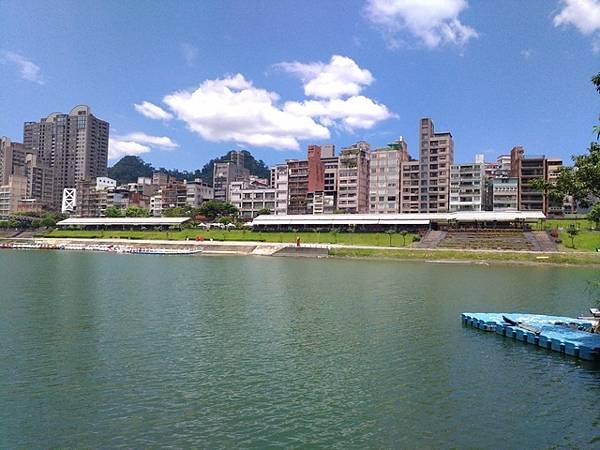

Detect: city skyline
1,0,599,170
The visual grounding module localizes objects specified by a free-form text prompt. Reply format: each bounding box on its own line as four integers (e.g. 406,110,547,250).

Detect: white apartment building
492,177,518,211
270,164,288,215
229,180,276,219
450,162,485,211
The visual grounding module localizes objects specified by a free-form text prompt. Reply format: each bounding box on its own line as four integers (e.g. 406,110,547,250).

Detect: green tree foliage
107,156,154,184
256,208,271,216
566,224,579,248
125,206,150,217
107,150,270,186
588,203,600,229
162,207,187,217
198,200,238,220
40,216,56,228
104,206,123,217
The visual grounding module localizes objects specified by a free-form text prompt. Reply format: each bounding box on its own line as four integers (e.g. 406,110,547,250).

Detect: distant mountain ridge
108,150,271,185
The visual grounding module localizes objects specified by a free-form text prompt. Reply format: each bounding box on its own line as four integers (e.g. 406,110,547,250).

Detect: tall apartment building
369,137,409,213
337,141,370,213
0,137,25,185
510,146,546,212
270,164,288,215
399,160,420,213
23,153,54,209
286,159,309,215
0,137,54,213
23,105,109,210
419,118,453,212
213,150,250,201
322,152,339,214
306,145,334,214
449,162,485,212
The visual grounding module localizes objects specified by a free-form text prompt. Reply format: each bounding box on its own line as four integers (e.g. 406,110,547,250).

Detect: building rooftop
252,211,545,226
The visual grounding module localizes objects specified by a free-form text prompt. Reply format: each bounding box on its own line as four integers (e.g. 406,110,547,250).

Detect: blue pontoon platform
461,312,600,361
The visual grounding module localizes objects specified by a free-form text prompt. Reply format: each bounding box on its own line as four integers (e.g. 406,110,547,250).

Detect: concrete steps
417,230,447,248
529,231,558,252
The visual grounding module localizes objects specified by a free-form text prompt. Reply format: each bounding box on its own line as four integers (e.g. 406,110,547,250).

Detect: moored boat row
0,241,202,255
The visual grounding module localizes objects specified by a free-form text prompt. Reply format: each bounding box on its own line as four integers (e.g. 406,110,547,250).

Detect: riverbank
329,246,600,267
2,237,600,266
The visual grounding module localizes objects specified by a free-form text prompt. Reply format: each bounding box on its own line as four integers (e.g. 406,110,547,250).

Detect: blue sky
1,0,599,170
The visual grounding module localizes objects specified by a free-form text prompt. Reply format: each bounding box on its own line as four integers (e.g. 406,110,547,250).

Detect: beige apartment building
369,137,409,213
23,105,109,210
400,160,420,213
419,118,454,212
337,141,370,213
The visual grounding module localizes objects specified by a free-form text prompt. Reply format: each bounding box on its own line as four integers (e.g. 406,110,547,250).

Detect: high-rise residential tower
23,105,109,209
369,137,410,214
419,118,453,212
338,141,370,213
213,150,250,202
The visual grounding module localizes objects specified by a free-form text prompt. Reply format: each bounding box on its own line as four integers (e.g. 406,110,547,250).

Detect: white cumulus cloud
554,0,600,51
162,74,331,150
134,101,173,120
276,55,374,99
364,0,478,48
0,50,44,84
108,133,178,160
554,0,600,34
284,96,395,131
136,57,394,151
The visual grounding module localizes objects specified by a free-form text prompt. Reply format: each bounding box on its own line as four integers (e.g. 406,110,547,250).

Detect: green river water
1,250,599,448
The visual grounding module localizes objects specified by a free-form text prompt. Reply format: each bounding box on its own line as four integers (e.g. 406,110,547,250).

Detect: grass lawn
330,247,600,266
534,218,600,252
41,228,418,247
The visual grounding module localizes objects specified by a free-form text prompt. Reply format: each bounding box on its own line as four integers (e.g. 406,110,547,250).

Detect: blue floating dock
461,312,600,361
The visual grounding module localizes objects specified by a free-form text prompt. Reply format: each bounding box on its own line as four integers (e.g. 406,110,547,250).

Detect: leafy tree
400,230,409,246
199,200,238,220
588,203,600,230
125,206,150,217
385,229,395,246
162,207,187,217
256,208,271,216
566,224,579,249
104,206,123,217
40,216,56,228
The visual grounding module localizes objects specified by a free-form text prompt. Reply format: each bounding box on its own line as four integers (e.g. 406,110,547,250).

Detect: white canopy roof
251,211,545,226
